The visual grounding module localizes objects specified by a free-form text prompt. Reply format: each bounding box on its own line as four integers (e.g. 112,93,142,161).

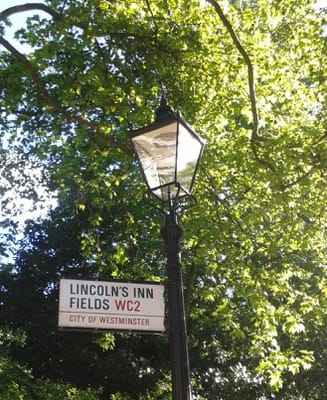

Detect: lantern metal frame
129,101,205,206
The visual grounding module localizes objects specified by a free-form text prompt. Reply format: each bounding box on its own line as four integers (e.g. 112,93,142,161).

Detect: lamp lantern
129,97,205,203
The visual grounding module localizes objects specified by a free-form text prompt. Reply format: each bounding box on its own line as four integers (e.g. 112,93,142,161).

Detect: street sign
58,278,165,333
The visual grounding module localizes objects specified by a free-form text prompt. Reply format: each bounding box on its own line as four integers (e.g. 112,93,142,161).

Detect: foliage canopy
1,0,327,398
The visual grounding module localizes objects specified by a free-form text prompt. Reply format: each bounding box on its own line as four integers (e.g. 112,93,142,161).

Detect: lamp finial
154,96,175,122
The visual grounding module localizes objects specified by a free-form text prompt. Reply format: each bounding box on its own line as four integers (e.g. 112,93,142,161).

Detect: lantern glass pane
177,123,203,192
132,121,178,200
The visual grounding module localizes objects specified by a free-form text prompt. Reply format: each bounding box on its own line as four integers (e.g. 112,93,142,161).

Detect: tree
0,146,55,263
0,327,100,400
1,203,171,399
1,0,327,398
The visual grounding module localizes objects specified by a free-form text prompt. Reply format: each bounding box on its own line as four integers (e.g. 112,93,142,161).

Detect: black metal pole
161,209,191,400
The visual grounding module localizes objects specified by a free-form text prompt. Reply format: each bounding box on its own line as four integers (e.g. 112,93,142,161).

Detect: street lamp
129,97,205,400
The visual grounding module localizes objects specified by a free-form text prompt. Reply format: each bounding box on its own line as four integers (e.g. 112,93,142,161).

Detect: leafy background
1,0,327,399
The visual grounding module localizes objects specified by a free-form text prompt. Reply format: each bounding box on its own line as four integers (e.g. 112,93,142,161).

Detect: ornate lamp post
129,97,205,400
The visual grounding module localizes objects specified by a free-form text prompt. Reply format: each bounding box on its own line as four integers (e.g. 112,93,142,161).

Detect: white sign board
58,279,165,333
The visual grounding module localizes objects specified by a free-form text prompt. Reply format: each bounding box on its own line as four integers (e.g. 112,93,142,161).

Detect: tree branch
0,4,132,156
280,163,322,191
144,0,159,34
0,3,62,21
208,0,275,171
0,36,65,113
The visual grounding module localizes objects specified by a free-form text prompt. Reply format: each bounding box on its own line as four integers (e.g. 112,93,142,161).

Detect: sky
1,0,48,53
